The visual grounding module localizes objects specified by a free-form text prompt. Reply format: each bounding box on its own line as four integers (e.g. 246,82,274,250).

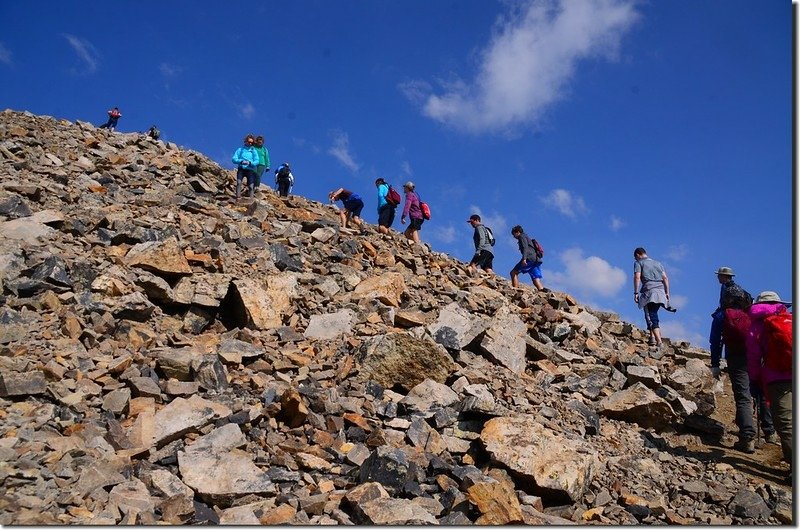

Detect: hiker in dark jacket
329,188,364,230
709,267,775,454
274,163,293,197
510,225,544,291
467,214,494,274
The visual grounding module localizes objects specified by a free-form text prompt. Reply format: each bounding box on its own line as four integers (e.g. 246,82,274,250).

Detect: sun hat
403,181,414,189
715,266,735,276
755,291,791,306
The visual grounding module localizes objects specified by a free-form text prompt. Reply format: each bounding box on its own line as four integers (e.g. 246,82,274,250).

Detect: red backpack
762,309,792,372
722,308,751,355
386,185,402,206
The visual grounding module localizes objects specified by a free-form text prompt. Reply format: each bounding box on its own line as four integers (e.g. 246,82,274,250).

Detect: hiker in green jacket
253,135,270,195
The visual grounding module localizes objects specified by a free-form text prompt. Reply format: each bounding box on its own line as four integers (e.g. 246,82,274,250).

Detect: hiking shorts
470,250,494,270
513,260,542,279
236,167,256,187
378,204,395,227
409,217,424,231
344,199,364,218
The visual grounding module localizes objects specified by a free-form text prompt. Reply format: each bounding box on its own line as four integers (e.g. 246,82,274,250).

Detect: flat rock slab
153,395,231,447
428,302,486,350
0,371,47,397
351,272,406,307
598,382,677,431
178,448,275,506
479,306,527,374
124,237,192,276
481,415,596,503
304,309,355,340
351,497,438,525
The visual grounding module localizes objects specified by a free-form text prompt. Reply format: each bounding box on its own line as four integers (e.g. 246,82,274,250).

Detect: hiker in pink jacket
746,290,793,476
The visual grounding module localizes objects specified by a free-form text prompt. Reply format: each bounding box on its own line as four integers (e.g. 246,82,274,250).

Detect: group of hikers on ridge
97,106,160,140
231,133,293,201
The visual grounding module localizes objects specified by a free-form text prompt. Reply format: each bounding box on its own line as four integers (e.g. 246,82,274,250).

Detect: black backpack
277,165,291,180
484,226,496,246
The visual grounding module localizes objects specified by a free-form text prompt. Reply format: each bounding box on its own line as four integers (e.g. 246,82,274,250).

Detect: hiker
400,181,423,244
632,247,676,348
329,188,364,230
510,225,544,291
715,266,753,311
467,214,494,274
231,134,259,201
98,107,121,131
709,267,775,454
274,163,293,197
375,178,397,234
253,136,270,194
146,125,160,140
746,291,792,471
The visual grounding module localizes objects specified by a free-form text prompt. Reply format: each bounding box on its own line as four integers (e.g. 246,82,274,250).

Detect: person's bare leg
412,229,420,244
511,270,519,288
378,225,388,235
533,278,544,290
653,327,663,345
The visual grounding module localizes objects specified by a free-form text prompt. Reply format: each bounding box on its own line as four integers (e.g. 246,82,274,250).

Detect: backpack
386,185,401,206
532,238,544,260
484,226,496,246
277,165,291,181
762,309,792,372
110,109,120,118
420,201,431,220
722,308,751,355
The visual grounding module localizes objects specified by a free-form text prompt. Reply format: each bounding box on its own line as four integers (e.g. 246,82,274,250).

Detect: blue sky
0,1,793,347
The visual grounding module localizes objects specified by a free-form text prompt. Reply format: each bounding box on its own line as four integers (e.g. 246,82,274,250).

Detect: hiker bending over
329,188,364,230
98,107,121,131
231,134,259,201
146,125,160,140
275,163,294,197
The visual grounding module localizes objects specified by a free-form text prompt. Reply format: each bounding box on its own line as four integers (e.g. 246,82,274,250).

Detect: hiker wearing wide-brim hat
715,266,736,276
747,290,793,472
715,266,752,312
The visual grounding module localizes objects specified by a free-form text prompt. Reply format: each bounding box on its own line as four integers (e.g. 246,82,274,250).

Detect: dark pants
236,167,256,198
727,354,774,441
378,204,395,227
277,179,291,197
254,165,266,189
99,117,119,130
767,380,792,464
643,302,660,330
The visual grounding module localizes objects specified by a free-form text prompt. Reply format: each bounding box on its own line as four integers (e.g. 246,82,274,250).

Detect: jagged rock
223,278,288,330
351,271,406,307
152,395,231,447
358,446,420,494
598,382,677,431
351,497,438,525
0,371,46,397
216,338,263,364
123,237,192,277
481,415,596,502
626,364,662,388
178,447,274,506
0,210,60,244
728,488,771,521
357,332,455,391
428,302,486,350
399,379,459,415
479,305,527,374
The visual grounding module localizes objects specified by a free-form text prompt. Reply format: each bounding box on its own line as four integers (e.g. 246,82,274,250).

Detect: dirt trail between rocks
668,375,791,489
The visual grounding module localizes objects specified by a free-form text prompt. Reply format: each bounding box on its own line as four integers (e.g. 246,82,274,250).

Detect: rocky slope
0,109,791,524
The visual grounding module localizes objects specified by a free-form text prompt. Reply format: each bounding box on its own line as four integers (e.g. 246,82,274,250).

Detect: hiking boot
648,338,657,346
733,438,756,454
764,432,778,444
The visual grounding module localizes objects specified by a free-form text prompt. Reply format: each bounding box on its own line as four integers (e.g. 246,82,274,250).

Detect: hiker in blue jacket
375,178,395,234
231,134,259,201
329,187,364,230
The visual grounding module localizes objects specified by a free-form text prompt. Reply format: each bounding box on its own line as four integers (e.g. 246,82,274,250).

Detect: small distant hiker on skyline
400,181,424,244
510,225,545,292
231,134,259,201
98,107,121,131
632,247,676,349
253,135,270,195
275,162,293,198
329,188,364,231
467,214,494,274
146,125,160,140
375,178,399,235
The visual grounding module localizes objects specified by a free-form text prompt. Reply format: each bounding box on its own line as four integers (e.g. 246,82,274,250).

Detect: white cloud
659,321,705,348
610,215,626,231
0,43,11,65
159,62,182,78
468,205,508,236
328,130,360,172
406,0,639,133
665,243,689,262
540,188,588,218
432,225,457,244
401,161,412,176
62,34,99,74
238,102,255,120
669,294,688,310
546,247,626,298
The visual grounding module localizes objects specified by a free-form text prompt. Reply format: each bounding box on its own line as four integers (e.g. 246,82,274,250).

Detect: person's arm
709,309,724,373
633,271,641,304
330,188,344,202
662,271,670,302
401,192,411,220
232,148,243,165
